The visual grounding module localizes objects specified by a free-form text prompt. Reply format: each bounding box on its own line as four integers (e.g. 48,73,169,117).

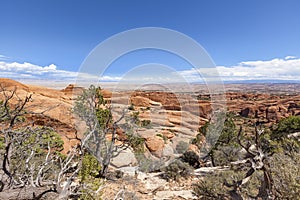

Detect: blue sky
1,0,300,83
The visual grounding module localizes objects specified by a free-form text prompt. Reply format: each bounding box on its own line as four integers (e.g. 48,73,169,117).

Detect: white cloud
0,61,121,82
1,56,299,84
285,55,296,60
100,75,122,81
0,61,76,78
179,56,300,82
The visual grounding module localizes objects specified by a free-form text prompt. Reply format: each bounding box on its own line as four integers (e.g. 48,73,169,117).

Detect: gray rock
162,143,174,158
110,148,137,168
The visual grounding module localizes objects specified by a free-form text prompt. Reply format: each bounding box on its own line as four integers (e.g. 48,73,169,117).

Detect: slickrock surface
1,78,299,155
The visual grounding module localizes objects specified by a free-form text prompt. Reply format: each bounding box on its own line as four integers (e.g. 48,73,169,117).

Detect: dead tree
0,85,81,199
0,84,130,199
224,126,275,200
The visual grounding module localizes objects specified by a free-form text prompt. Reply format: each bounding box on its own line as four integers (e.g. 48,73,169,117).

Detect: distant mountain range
202,79,300,84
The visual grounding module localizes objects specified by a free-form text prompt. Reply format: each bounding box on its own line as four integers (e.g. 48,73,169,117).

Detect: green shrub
271,116,300,139
193,169,261,199
269,116,300,154
180,151,200,168
161,160,193,181
78,153,103,200
79,153,102,182
131,111,140,125
176,141,189,154
211,145,241,166
136,154,164,173
193,172,229,200
141,119,151,128
96,108,112,129
269,152,300,199
128,104,135,111
156,133,167,144
202,114,239,166
0,136,4,150
125,132,145,152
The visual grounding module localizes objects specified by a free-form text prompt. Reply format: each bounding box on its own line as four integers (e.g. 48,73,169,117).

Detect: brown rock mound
0,78,29,91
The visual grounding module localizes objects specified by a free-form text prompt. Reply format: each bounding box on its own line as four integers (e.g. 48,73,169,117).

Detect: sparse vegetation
1,79,300,199
202,114,240,166
156,133,168,143
128,103,135,111
161,160,193,181
78,153,103,200
131,111,140,125
125,131,145,152
180,151,201,168
73,85,125,178
269,152,300,199
0,85,80,199
194,115,300,200
136,154,164,173
175,140,189,154
141,119,151,128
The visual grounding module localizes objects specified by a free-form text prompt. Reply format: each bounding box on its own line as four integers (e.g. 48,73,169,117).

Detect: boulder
110,148,137,168
162,143,174,158
145,136,165,157
161,130,175,139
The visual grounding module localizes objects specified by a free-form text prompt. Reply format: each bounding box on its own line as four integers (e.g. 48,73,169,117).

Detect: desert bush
269,152,300,199
193,169,262,199
180,151,200,168
79,154,102,182
136,154,164,173
128,104,135,111
271,115,300,139
256,116,300,157
131,111,140,125
194,114,300,199
125,131,145,153
141,119,151,128
269,116,300,154
0,87,81,199
195,152,300,200
6,126,65,183
193,170,234,200
210,145,241,166
200,112,227,148
78,153,103,200
176,141,189,154
161,160,193,181
156,133,167,144
203,114,240,166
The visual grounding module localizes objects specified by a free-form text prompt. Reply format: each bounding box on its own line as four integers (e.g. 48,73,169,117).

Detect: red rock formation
130,96,150,107
2,78,300,156
61,84,84,95
145,136,165,157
